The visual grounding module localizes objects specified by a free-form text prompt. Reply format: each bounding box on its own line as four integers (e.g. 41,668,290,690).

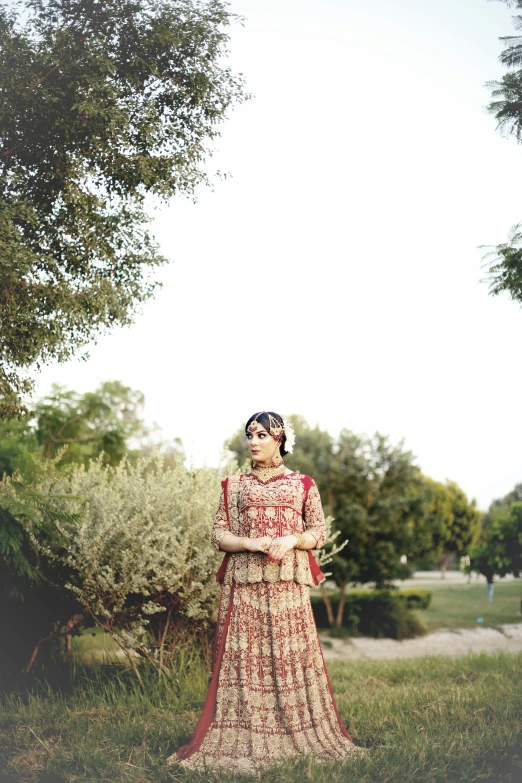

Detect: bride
168,411,361,774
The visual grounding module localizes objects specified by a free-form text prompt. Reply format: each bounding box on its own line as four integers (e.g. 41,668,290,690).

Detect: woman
168,411,361,774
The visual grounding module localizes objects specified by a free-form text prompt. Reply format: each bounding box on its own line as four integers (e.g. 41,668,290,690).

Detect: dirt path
319,623,522,661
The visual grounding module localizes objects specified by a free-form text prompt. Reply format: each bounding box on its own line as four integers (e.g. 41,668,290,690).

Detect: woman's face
246,421,280,464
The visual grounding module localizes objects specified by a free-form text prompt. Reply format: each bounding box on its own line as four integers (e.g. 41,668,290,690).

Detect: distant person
167,411,363,773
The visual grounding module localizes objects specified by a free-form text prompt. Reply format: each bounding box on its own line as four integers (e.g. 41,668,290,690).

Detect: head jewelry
247,412,295,453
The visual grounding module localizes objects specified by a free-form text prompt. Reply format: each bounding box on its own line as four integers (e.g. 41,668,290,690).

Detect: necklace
250,459,287,483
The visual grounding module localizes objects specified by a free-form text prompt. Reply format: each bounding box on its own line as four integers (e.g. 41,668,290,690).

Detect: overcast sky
32,0,521,510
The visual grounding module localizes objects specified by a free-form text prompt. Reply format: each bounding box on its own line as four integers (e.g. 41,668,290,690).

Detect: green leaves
483,3,522,306
470,494,522,580
480,224,522,306
0,0,248,413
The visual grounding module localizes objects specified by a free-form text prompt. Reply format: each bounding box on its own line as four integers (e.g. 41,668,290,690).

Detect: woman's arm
302,480,327,549
218,532,273,553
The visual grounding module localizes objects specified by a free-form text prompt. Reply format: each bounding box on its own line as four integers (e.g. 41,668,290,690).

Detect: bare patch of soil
320,623,522,661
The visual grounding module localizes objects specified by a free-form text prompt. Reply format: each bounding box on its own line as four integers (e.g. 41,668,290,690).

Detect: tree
481,225,522,306
469,480,522,584
326,432,425,623
0,0,247,416
469,502,522,582
0,380,162,475
481,481,522,535
422,478,482,577
33,380,148,465
481,1,522,305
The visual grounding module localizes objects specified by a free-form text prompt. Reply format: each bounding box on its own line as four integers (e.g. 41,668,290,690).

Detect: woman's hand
267,535,297,562
245,536,273,554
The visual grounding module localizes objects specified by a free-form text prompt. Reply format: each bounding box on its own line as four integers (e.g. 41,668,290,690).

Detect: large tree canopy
0,0,247,416
482,0,522,305
421,477,482,576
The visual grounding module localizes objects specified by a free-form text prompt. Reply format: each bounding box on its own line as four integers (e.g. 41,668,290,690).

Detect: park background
1,0,522,781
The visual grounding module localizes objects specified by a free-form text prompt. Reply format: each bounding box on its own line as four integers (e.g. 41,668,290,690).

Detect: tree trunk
439,553,448,578
320,583,335,626
336,583,346,627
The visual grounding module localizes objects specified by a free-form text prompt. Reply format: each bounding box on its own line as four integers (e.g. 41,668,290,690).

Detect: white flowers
282,417,296,453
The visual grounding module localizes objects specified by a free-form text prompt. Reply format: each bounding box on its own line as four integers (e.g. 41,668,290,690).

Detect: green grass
1,652,521,783
413,580,522,631
69,626,121,664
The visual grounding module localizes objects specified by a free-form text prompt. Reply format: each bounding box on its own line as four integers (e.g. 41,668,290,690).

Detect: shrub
397,588,433,610
311,590,427,640
30,452,230,666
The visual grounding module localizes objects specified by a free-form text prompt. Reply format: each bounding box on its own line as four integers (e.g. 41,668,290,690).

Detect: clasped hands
244,535,298,562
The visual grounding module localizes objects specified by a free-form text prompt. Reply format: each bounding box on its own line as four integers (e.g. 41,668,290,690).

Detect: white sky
32,0,522,510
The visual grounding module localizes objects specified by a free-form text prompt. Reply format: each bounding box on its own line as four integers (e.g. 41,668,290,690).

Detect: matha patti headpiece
247,412,295,453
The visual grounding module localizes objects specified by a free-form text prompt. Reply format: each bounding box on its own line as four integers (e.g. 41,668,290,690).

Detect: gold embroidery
211,474,327,588
169,581,361,774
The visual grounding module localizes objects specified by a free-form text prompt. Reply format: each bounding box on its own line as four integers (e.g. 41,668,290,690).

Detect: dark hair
245,411,289,457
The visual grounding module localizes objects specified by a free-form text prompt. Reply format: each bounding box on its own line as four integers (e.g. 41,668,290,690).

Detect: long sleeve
210,487,230,551
303,480,326,549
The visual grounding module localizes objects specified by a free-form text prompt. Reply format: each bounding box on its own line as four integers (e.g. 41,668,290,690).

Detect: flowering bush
33,452,229,666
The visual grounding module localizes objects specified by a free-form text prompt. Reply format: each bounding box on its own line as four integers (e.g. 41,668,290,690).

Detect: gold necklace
250,459,287,483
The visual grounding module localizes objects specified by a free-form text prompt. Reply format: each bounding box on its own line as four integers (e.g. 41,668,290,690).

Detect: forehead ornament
247,412,295,453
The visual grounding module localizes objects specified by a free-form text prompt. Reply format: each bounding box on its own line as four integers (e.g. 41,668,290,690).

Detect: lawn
412,580,522,631
1,652,521,783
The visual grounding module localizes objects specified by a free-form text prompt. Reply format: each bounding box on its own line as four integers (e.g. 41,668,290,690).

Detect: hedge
311,589,430,640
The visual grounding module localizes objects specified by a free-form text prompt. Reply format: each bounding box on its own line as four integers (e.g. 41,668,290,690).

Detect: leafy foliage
0,0,247,415
470,501,522,581
481,224,522,306
481,480,522,535
482,1,522,304
26,452,233,667
0,451,85,679
421,477,482,574
310,590,427,640
0,380,179,476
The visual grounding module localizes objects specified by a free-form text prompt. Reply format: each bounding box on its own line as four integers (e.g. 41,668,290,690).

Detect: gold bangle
293,533,307,549
239,536,247,551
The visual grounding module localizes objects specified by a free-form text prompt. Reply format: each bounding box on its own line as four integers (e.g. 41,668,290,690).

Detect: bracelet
293,533,307,549
238,536,247,551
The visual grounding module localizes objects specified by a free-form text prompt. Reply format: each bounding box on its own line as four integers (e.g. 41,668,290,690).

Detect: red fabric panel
308,551,325,586
215,478,230,583
215,553,230,583
175,583,236,761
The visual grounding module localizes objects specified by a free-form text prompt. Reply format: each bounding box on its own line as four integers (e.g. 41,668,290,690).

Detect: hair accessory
248,412,295,452
281,417,295,453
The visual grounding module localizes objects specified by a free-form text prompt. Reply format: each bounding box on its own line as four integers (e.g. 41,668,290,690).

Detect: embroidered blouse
210,472,327,587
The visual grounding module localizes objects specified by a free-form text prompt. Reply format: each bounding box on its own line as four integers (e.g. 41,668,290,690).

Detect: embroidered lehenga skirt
168,579,360,775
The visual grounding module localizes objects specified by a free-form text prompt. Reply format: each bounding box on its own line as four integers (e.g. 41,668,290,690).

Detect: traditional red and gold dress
168,471,360,775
